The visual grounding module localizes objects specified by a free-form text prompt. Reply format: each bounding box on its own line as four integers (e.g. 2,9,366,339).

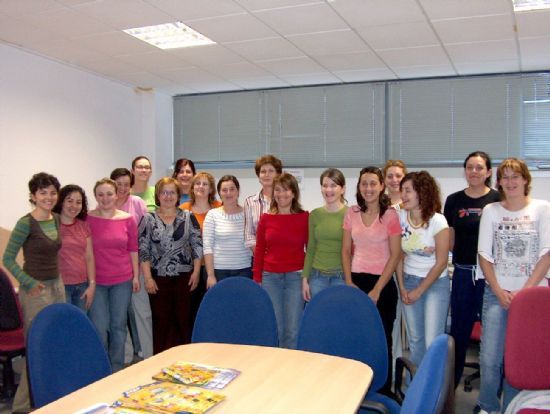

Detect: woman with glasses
173,158,196,205
131,156,155,212
138,177,202,354
443,151,500,388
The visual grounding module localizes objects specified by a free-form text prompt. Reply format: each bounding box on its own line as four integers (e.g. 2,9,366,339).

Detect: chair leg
463,362,480,392
2,359,17,399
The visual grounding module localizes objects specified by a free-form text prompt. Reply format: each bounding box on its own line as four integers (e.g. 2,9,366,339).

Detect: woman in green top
2,172,65,413
302,168,348,301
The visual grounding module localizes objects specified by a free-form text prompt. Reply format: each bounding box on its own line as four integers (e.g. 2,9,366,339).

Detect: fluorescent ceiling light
124,22,215,50
512,0,550,12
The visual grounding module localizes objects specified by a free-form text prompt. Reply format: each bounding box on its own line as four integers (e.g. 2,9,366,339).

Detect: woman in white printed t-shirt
396,171,450,369
476,158,550,414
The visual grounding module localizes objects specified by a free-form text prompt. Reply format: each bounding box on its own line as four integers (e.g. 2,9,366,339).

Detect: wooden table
33,342,372,414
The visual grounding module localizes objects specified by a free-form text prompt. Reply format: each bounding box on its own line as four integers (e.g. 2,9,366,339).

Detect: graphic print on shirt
494,215,539,279
458,207,483,218
401,223,435,257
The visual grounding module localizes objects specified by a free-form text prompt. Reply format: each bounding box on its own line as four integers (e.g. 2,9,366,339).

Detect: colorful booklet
113,381,225,414
153,361,240,390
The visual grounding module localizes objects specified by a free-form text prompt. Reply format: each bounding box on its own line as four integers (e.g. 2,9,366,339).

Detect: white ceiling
1,0,550,96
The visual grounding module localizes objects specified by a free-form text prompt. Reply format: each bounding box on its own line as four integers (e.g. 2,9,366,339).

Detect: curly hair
254,154,283,177
355,167,390,220
154,177,181,207
496,158,531,198
28,172,60,204
53,184,88,220
189,172,217,206
400,171,442,224
270,173,304,214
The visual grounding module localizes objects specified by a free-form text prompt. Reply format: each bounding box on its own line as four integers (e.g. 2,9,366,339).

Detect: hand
144,277,158,294
81,284,96,309
496,288,514,310
302,278,311,302
132,277,140,293
400,288,411,305
189,272,200,291
406,287,423,304
368,288,381,304
206,275,217,290
27,283,46,297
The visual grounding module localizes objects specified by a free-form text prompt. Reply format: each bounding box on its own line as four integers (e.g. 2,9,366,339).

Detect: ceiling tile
203,61,273,80
333,68,397,82
223,37,303,61
378,45,451,67
0,0,63,16
433,14,515,44
357,21,439,50
287,29,370,56
235,0,321,12
519,35,550,70
114,71,174,88
254,3,348,36
454,59,520,75
81,58,142,77
144,0,245,20
255,56,325,76
445,39,518,63
230,76,290,90
419,0,511,20
29,39,111,64
314,51,385,71
169,44,245,66
159,83,200,96
115,51,193,72
393,64,456,79
75,31,159,56
280,72,342,86
331,0,426,28
515,9,550,38
185,13,276,43
0,16,64,48
73,0,174,30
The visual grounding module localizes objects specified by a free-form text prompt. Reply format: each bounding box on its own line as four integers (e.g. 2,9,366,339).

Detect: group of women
3,152,549,413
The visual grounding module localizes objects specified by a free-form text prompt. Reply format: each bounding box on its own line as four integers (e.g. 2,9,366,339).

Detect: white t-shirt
399,210,449,278
478,199,550,291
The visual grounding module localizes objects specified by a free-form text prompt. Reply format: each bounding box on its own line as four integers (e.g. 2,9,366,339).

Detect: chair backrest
296,285,388,392
505,286,550,390
27,303,112,407
401,334,454,414
191,277,278,347
0,268,23,331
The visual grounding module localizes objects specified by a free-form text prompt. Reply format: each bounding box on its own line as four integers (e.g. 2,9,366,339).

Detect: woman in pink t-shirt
53,184,96,312
87,178,139,372
342,166,401,397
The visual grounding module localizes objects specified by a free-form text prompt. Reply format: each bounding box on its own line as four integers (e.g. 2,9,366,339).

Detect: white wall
0,43,173,229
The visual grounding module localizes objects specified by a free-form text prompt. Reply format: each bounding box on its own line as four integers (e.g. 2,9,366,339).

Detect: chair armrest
359,400,391,414
394,356,417,404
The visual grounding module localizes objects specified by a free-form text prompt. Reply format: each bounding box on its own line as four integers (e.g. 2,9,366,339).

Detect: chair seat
365,390,401,414
0,328,25,352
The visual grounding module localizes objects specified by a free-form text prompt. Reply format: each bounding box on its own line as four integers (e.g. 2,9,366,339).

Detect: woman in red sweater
254,173,308,349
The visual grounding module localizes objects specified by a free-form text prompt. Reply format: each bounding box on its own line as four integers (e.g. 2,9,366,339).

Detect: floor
1,350,481,414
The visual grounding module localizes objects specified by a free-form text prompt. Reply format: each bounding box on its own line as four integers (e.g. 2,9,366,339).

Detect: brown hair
189,172,217,206
154,177,181,207
320,168,347,204
172,158,196,179
355,167,390,219
400,171,442,224
496,158,531,198
93,178,117,195
382,160,408,178
254,154,283,177
270,173,304,214
131,155,151,170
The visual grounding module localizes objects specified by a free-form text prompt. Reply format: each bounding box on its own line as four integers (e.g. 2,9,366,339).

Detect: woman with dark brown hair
253,173,308,349
172,158,196,205
396,171,450,368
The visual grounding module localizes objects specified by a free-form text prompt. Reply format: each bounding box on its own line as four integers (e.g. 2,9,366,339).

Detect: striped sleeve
2,216,38,291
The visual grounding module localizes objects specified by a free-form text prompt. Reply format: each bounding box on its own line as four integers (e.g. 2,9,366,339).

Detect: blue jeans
214,267,252,281
478,287,519,413
89,279,133,372
402,273,450,367
308,269,345,298
65,282,89,312
262,271,304,349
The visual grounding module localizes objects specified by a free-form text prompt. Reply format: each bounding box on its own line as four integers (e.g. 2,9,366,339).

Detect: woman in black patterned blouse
138,177,202,354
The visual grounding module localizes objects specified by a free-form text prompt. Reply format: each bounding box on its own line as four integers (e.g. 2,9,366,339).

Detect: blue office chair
191,277,278,347
27,303,112,408
297,285,400,414
382,334,455,414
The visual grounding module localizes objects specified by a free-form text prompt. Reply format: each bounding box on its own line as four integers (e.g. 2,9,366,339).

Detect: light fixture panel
124,22,215,50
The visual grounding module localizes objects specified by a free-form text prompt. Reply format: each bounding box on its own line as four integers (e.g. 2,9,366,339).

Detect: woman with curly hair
53,184,96,311
396,171,450,368
342,166,401,397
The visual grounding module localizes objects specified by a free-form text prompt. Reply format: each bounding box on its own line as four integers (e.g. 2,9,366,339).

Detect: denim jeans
262,271,304,349
450,264,485,386
478,287,519,413
308,268,345,298
214,267,252,281
402,273,450,367
89,279,133,372
65,282,89,312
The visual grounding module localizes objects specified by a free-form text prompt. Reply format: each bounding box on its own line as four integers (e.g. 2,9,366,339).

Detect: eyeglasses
160,190,177,196
135,165,151,170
